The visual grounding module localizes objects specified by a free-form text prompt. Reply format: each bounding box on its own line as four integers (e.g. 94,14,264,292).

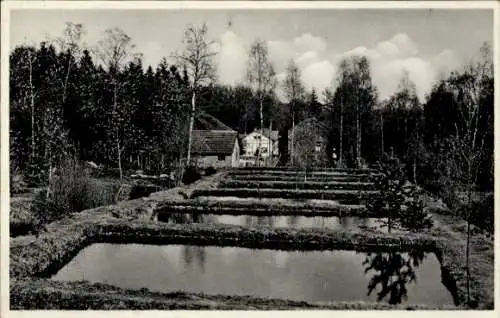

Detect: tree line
10,22,494,194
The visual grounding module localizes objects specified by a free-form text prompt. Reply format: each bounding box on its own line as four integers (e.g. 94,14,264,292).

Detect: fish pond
52,243,454,306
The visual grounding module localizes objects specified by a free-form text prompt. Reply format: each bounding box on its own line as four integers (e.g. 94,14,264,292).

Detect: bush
182,165,201,185
204,167,217,176
459,193,494,234
10,168,28,194
31,158,120,226
368,154,432,232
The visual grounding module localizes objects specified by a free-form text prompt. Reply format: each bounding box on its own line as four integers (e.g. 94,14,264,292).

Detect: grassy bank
190,188,379,201
227,175,372,182
154,199,373,217
219,180,375,190
10,278,460,310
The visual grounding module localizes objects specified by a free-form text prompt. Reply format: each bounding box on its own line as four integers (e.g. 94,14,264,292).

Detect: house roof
191,130,238,156
194,111,233,131
246,128,279,141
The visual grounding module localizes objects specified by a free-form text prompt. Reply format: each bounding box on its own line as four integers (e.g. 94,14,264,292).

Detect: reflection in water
52,244,454,306
157,213,387,231
182,245,207,273
288,215,299,227
362,250,425,304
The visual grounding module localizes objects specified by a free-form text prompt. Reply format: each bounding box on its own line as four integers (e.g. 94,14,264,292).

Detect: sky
10,8,494,102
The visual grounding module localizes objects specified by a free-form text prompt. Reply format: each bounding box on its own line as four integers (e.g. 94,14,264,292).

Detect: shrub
204,167,217,176
10,167,28,194
182,165,201,185
31,158,120,226
459,193,494,234
368,154,432,232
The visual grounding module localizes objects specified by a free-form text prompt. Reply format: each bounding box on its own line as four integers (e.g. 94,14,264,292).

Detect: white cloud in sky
216,31,247,85
213,30,461,102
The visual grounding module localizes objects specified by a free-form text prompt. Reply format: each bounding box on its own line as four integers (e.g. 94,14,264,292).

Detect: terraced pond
51,243,455,306
155,213,388,231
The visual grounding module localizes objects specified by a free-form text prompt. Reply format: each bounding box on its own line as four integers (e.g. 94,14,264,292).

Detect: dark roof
191,130,238,156
194,112,233,131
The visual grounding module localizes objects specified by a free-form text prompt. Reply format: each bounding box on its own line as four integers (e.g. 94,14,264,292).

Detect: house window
218,155,225,161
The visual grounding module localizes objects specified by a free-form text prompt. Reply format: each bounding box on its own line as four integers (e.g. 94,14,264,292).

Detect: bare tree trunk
46,149,52,200
117,140,123,180
187,90,196,165
62,56,72,104
291,114,295,166
339,101,343,168
356,97,360,168
380,112,384,156
404,117,408,155
413,158,417,184
466,180,472,304
28,51,36,162
258,97,263,167
268,120,272,166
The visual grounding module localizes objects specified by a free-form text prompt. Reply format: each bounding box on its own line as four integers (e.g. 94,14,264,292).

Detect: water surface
52,243,454,306
156,213,387,231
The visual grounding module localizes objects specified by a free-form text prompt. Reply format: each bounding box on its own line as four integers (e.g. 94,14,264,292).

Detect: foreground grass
10,278,459,310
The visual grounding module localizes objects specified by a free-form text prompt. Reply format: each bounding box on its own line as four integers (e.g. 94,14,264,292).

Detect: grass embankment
219,180,375,190
421,196,495,309
230,168,379,175
190,188,379,202
154,198,372,217
228,175,372,183
10,192,39,236
10,278,459,310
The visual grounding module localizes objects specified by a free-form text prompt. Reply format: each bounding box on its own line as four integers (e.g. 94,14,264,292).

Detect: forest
9,23,494,225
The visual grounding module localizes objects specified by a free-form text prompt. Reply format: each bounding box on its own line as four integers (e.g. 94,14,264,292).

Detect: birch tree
247,40,276,166
176,23,217,165
54,22,85,104
282,59,305,165
96,27,137,180
446,42,493,305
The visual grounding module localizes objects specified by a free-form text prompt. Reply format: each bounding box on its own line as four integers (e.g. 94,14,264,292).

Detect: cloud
302,60,336,94
216,31,248,85
293,33,327,55
212,30,462,103
334,33,459,101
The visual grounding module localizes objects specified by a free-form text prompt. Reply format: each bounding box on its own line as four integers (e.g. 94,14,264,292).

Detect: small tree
282,59,305,165
445,42,492,305
368,154,432,233
176,23,217,165
247,39,276,166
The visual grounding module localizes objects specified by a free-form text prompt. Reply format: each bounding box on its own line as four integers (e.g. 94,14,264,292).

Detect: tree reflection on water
182,245,207,273
158,212,217,225
362,250,425,304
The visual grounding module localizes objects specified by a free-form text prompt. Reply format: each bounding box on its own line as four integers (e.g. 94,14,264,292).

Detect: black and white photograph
1,0,497,314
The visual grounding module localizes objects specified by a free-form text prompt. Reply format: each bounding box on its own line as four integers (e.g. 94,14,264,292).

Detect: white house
242,129,279,160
